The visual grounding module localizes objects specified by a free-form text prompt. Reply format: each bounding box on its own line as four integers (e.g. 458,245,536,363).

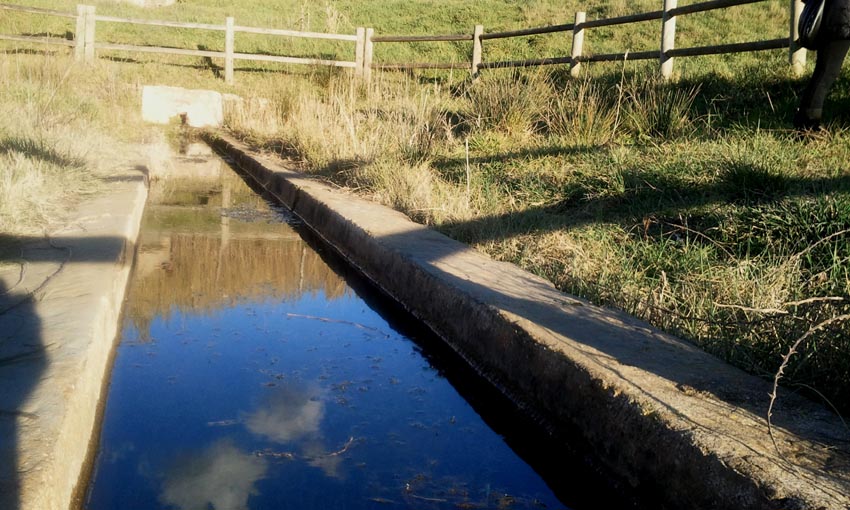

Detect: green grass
3,0,850,415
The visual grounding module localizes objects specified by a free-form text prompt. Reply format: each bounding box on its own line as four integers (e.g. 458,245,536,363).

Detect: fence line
94,42,220,58
481,23,575,41
370,0,806,80
372,34,472,43
581,10,665,29
668,0,766,17
0,1,809,83
667,37,788,58
0,3,365,85
577,50,661,63
232,25,358,42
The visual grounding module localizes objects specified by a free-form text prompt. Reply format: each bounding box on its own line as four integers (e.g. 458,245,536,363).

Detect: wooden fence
372,0,808,79
0,0,808,83
0,3,366,84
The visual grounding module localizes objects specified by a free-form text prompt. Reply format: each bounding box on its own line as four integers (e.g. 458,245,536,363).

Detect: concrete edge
19,173,148,510
206,132,850,510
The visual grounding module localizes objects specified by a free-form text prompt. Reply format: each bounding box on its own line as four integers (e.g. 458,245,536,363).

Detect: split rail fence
0,0,808,84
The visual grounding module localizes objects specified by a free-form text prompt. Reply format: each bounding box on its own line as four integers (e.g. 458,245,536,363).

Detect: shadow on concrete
0,276,44,510
0,235,131,264
0,233,129,509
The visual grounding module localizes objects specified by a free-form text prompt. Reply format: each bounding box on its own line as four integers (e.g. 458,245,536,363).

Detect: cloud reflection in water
244,385,324,443
244,384,347,479
160,439,268,510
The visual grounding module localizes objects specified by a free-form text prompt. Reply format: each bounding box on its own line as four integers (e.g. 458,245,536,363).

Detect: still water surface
85,146,629,510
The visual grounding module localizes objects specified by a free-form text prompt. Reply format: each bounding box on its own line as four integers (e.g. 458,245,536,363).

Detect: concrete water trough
204,132,850,510
1,131,848,510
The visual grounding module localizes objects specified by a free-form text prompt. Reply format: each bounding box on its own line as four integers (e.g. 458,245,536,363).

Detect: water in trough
83,144,638,510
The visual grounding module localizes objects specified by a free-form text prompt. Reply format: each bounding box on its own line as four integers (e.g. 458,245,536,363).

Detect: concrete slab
206,132,850,510
0,166,147,509
142,86,223,128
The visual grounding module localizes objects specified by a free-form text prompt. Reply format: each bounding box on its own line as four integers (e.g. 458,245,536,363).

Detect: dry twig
767,314,850,453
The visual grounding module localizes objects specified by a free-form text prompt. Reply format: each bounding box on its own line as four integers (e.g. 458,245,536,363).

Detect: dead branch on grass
767,314,850,453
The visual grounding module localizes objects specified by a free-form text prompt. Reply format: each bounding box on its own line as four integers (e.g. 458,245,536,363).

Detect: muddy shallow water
84,146,637,510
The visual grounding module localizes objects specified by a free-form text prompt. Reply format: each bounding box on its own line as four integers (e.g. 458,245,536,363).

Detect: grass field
2,0,850,415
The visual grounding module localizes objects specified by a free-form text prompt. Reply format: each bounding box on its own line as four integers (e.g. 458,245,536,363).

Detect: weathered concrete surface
206,132,850,510
0,166,148,509
142,85,223,128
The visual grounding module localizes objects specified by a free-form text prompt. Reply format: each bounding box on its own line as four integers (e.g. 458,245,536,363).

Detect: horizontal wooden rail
372,34,473,43
667,37,787,57
0,3,75,19
0,33,75,46
95,42,223,58
94,14,224,31
375,62,466,70
576,49,660,62
668,0,766,17
481,23,575,40
479,56,572,69
580,10,664,29
232,52,357,68
93,42,358,68
233,25,357,41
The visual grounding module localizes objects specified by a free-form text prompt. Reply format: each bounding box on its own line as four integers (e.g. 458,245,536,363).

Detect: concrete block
142,86,223,128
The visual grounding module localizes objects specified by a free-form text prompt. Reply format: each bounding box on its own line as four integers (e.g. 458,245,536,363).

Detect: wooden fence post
471,24,483,79
660,0,677,80
225,16,235,84
75,4,86,62
355,27,365,80
789,0,807,76
84,5,96,64
364,28,374,84
570,11,586,78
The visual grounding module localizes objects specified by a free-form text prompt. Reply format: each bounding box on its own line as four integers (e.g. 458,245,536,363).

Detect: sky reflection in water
85,156,568,510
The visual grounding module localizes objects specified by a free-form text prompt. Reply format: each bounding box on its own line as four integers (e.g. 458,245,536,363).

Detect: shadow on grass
544,63,815,133
438,160,850,246
20,31,73,40
0,136,84,168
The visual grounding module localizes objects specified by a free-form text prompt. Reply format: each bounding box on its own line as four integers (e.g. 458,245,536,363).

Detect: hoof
793,109,822,132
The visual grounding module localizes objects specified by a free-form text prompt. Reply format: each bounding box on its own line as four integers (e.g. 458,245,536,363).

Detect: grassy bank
0,55,104,235
2,0,849,414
